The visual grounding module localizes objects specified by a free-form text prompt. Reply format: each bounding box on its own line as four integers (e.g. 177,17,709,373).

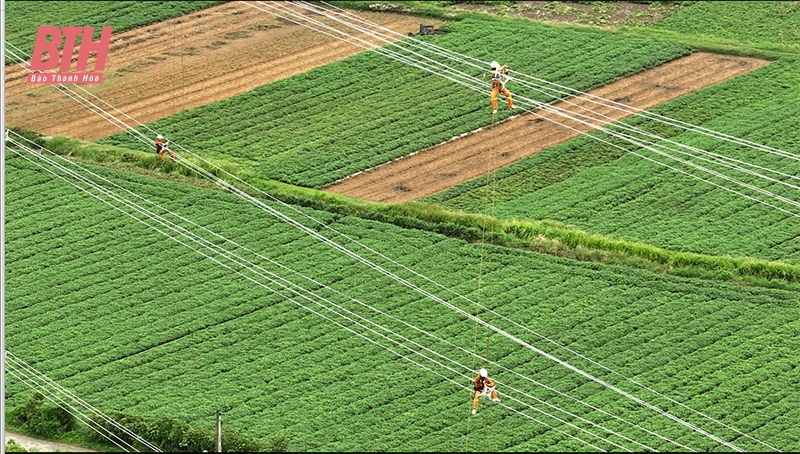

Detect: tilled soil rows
4,2,444,141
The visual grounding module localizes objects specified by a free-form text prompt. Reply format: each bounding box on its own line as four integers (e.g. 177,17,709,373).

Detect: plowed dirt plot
4,2,444,141
326,52,769,202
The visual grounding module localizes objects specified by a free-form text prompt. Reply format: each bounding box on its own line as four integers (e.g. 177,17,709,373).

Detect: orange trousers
158,148,175,161
491,86,513,110
473,388,498,410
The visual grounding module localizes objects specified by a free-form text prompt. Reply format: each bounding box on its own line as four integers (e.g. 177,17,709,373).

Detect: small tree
8,393,76,438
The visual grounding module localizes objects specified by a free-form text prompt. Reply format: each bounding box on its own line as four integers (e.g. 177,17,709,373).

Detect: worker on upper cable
490,61,514,114
155,134,175,162
472,367,500,414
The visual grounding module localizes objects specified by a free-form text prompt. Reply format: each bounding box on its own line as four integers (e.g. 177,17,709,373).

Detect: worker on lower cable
155,134,175,162
490,61,514,114
472,368,500,414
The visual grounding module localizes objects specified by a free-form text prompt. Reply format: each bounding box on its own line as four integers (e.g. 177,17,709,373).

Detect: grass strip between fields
11,129,800,291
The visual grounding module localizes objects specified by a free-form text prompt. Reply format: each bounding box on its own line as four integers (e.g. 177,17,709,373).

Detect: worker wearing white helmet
472,367,500,414
490,61,514,114
155,134,175,162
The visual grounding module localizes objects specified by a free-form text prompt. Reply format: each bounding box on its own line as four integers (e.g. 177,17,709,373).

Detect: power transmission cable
2,38,769,453
280,1,800,213
284,0,800,219
315,0,799,164
4,352,160,452
6,138,620,452
7,132,657,451
5,129,679,453
5,352,162,452
4,8,788,448
227,6,786,450
4,31,764,450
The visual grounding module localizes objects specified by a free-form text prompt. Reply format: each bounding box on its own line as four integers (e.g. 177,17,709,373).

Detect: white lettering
28,74,50,83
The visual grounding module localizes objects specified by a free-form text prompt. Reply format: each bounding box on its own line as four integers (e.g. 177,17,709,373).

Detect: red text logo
28,26,112,84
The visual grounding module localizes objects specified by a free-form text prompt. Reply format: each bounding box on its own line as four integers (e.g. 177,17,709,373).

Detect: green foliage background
5,154,799,451
648,1,800,48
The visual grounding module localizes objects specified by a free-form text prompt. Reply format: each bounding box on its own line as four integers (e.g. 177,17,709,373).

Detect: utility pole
216,409,222,453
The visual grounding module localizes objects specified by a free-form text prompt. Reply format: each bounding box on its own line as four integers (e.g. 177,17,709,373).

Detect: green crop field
5,153,799,451
6,1,800,452
648,1,800,48
428,57,800,263
98,17,691,188
4,0,224,66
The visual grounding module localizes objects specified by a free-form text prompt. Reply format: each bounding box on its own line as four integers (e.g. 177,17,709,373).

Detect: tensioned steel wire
6,132,680,450
0,75,736,454
5,352,162,452
4,43,165,152
245,2,800,226
3,63,740,450
10,102,736,450
5,128,668,453
6,136,632,452
212,5,780,449
278,1,800,219
3,34,768,454
8,18,799,224
233,5,797,450
3,8,781,449
16,135,691,452
261,5,796,450
3,18,768,453
288,0,800,212
238,2,786,450
4,351,161,452
4,364,134,452
314,0,800,164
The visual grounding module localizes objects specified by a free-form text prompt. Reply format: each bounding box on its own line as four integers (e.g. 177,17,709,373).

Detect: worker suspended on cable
490,61,514,114
472,368,500,414
155,134,175,162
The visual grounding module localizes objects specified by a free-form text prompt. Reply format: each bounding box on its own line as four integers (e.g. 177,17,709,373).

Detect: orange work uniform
473,374,498,411
155,138,175,161
491,66,513,111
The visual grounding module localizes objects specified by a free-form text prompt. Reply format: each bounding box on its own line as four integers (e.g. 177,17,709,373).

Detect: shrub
4,439,28,452
7,393,76,438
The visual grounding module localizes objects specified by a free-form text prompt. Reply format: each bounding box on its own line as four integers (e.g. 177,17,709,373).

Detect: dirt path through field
326,53,769,202
4,2,444,141
5,431,96,452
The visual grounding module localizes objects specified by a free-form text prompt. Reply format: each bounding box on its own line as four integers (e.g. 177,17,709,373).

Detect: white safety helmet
479,368,488,378
157,134,163,139
490,61,499,70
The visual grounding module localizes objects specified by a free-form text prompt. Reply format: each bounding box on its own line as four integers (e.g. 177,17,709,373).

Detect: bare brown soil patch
326,52,770,203
4,2,445,141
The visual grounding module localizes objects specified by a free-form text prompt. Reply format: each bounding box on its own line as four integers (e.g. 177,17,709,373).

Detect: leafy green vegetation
5,1,224,65
334,1,797,59
7,393,76,439
98,17,690,188
5,152,799,451
4,439,27,453
6,2,800,452
648,1,800,48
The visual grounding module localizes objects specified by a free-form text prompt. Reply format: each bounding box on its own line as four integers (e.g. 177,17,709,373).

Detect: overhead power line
3,2,784,450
